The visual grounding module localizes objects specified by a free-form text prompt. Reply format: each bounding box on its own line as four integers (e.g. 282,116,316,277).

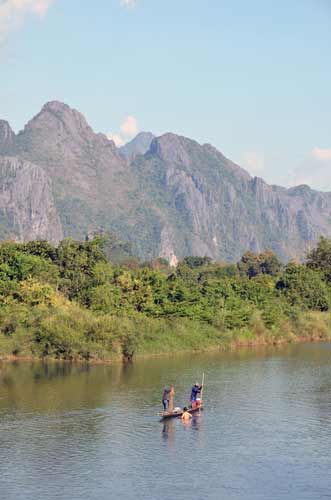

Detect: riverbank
1,310,331,364
136,310,331,354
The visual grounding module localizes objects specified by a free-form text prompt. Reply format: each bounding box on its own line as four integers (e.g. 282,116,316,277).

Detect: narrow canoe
160,405,203,420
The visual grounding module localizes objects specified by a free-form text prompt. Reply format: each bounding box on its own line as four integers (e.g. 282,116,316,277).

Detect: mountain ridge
0,101,330,262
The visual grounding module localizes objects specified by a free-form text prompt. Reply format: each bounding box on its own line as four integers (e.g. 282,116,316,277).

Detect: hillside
1,101,331,262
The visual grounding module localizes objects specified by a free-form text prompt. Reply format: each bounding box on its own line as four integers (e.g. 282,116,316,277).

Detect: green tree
276,262,330,311
238,250,282,278
306,237,331,283
56,238,106,300
21,240,58,261
182,256,212,269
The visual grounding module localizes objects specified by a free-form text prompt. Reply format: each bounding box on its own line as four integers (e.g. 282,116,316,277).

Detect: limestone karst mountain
1,101,331,262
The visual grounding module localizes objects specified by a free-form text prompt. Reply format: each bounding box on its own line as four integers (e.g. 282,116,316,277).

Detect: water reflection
161,413,204,450
162,420,175,448
191,414,204,444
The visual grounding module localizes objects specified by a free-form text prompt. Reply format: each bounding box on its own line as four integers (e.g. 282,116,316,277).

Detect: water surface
0,343,330,500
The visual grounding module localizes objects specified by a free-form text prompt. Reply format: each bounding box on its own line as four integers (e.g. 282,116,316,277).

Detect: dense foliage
0,237,331,361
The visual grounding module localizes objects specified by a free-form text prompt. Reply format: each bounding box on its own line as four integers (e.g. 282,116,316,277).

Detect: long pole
168,385,175,413
200,372,205,403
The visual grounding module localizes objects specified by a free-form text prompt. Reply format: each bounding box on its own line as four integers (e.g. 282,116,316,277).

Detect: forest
0,234,331,362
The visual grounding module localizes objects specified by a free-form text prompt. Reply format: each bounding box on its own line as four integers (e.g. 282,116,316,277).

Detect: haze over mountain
119,132,155,159
0,101,330,263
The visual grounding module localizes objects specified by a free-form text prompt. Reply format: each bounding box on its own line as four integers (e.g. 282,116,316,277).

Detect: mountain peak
119,131,154,159
41,100,72,113
21,100,95,146
31,100,90,129
0,120,15,150
149,133,198,166
149,133,251,183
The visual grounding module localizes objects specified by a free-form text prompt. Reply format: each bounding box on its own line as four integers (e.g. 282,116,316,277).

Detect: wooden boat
160,404,203,420
160,374,205,420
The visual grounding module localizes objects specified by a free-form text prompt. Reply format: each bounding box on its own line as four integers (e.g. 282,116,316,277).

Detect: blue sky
1,0,331,189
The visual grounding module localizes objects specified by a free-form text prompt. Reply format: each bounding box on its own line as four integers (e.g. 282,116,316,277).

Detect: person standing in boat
162,387,171,411
190,382,203,407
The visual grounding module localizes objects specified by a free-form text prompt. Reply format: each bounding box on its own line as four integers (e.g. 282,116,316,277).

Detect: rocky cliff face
0,157,63,243
0,101,331,261
130,133,331,261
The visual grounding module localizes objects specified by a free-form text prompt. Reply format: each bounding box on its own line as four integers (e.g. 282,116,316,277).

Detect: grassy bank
1,305,330,363
136,311,331,355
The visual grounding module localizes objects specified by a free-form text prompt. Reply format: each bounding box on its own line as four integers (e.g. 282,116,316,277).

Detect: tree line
0,235,331,361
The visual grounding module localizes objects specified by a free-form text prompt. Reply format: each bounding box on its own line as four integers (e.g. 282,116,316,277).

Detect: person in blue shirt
190,382,202,406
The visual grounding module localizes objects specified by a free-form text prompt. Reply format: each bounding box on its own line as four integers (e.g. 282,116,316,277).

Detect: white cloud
0,0,54,43
241,151,265,176
287,147,331,192
108,116,139,147
120,0,137,8
120,116,138,138
312,147,331,162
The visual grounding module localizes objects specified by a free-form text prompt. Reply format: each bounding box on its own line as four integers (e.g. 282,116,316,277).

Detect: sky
0,0,331,190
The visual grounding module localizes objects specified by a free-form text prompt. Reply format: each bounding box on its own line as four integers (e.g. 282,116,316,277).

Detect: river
0,343,330,500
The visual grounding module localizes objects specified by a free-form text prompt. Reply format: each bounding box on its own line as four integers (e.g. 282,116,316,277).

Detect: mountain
4,101,134,240
131,134,331,261
119,131,154,159
1,100,331,262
